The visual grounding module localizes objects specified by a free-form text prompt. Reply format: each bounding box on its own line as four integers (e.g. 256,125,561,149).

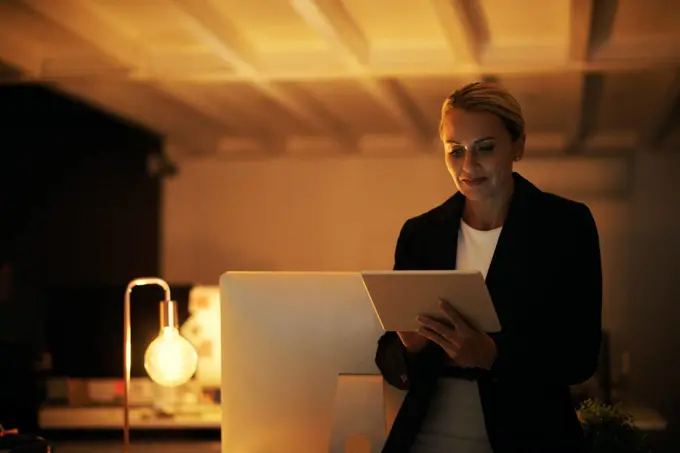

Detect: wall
162,155,629,281
625,152,680,429
162,151,680,436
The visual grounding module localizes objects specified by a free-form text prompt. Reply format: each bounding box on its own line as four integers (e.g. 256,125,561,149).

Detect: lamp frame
123,277,172,453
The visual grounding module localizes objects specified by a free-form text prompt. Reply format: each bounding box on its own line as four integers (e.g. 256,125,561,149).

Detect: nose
461,149,479,173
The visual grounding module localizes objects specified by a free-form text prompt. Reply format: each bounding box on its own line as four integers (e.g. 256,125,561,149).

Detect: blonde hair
440,81,525,142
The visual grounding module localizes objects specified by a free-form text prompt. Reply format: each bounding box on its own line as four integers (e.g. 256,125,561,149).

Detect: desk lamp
123,277,198,453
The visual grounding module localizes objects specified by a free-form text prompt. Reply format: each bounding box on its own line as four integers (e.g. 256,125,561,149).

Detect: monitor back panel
220,271,385,453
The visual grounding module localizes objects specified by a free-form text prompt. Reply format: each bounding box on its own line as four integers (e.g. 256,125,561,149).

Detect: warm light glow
144,326,198,387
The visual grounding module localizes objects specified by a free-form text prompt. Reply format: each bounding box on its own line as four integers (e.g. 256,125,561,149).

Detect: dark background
0,84,189,432
0,84,161,285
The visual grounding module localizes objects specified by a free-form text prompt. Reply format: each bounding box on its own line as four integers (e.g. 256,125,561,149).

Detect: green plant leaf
577,399,651,453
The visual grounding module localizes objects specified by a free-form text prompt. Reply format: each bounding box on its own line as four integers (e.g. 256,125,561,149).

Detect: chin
459,188,487,201
456,182,491,201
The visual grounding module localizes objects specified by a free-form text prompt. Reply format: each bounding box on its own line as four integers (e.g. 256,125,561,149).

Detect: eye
446,144,465,158
477,143,495,153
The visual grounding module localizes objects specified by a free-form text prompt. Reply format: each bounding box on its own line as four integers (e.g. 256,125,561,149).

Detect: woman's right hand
397,331,428,353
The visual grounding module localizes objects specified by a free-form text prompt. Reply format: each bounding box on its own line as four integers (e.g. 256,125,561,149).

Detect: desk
39,406,220,430
54,441,221,453
626,405,668,431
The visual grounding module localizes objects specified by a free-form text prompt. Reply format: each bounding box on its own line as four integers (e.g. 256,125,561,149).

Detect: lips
461,177,487,186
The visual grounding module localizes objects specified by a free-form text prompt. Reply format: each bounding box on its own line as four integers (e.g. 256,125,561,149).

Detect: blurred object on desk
180,286,221,390
39,377,220,430
54,441,220,453
39,404,220,430
44,377,154,408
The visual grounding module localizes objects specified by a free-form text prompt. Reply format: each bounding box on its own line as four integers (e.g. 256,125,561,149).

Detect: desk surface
54,441,221,453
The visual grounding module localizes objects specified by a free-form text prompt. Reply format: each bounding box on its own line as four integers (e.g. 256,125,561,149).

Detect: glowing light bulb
144,326,198,387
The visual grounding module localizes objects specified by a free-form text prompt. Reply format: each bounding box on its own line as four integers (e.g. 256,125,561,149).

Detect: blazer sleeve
488,202,603,386
374,219,441,390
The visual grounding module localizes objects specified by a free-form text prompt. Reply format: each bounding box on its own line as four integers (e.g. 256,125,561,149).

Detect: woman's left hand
416,299,497,370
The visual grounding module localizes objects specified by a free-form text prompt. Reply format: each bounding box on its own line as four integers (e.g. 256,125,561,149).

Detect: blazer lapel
484,173,535,322
431,173,536,306
435,192,465,270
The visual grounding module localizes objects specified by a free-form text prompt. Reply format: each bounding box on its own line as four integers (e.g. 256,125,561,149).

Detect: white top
412,220,502,453
456,220,503,279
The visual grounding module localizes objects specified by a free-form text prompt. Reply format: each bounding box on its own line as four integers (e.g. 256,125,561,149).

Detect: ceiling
1,0,679,159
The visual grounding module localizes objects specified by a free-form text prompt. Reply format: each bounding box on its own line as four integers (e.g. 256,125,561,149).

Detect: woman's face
440,108,524,202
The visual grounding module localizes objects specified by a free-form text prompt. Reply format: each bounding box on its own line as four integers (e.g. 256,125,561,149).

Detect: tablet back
361,270,501,333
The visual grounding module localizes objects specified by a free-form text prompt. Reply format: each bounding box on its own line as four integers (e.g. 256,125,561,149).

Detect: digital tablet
361,270,501,333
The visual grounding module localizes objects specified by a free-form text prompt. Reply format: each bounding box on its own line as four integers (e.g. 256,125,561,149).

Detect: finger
417,316,458,343
438,299,471,331
417,326,459,357
417,321,461,350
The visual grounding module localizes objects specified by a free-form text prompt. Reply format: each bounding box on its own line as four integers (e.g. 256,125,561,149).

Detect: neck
462,178,514,230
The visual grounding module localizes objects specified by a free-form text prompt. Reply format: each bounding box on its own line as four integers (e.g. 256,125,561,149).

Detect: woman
375,82,602,453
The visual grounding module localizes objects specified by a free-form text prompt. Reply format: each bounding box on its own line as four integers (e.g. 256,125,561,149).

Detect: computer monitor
219,271,387,453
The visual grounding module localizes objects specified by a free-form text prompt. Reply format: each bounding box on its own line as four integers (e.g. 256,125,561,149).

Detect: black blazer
376,173,602,453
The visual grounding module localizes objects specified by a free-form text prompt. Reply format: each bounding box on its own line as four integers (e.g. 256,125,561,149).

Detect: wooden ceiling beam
169,0,356,148
21,0,145,75
290,0,432,147
563,0,596,153
569,0,595,62
429,0,488,65
19,0,227,154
